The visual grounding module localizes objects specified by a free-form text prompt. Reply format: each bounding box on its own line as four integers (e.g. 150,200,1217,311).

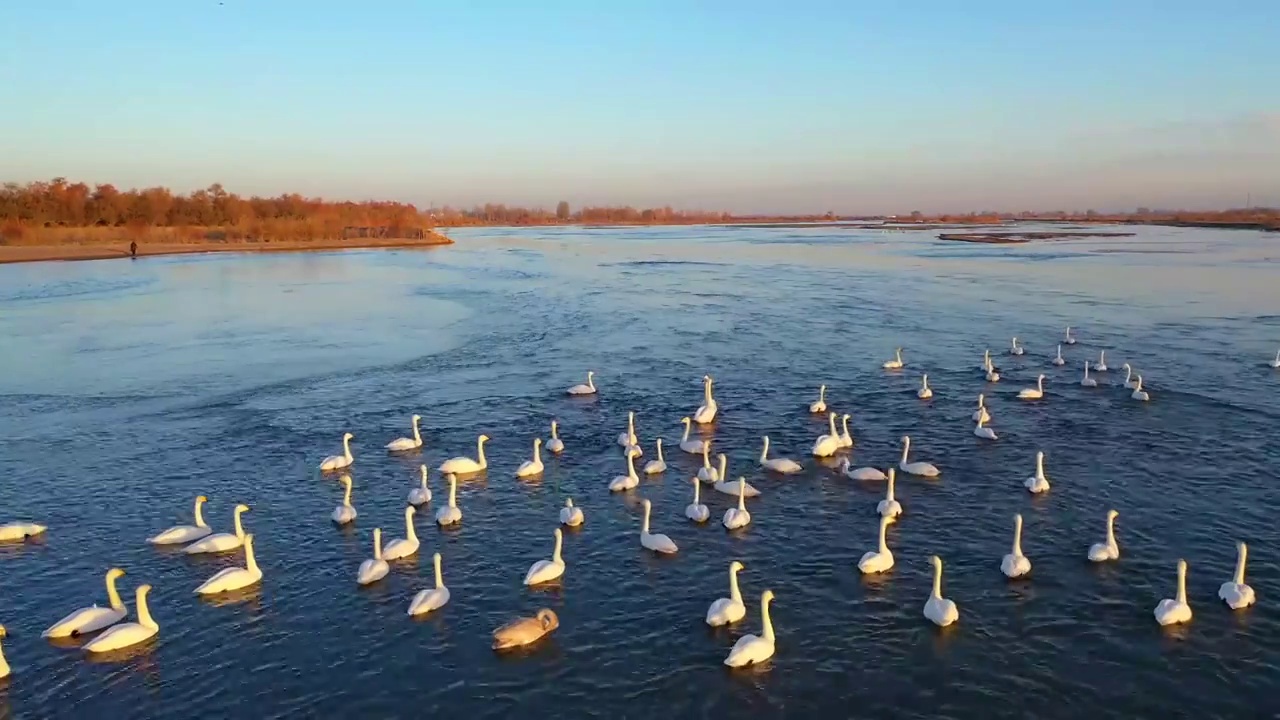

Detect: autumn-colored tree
556,200,571,221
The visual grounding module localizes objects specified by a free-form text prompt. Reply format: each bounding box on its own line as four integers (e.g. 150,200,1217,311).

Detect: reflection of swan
0,520,48,543
523,528,566,585
559,498,584,527
724,590,776,667
1080,361,1097,387
492,609,558,650
609,452,639,492
1052,344,1065,366
148,495,211,545
435,474,462,526
408,553,451,616
917,374,933,399
972,393,991,423
973,414,997,440
1088,509,1120,562
1094,350,1108,372
357,528,389,585
882,348,904,369
1018,374,1045,400
516,438,544,478
83,584,158,654
1219,542,1256,610
643,438,667,474
1064,326,1076,345
760,436,802,473
546,420,565,454
386,414,423,452
1001,514,1031,578
923,556,959,627
694,375,718,424
639,499,678,554
439,435,489,475
858,514,894,574
320,432,355,471
877,468,902,520
840,458,886,481
381,506,420,560
195,534,263,595
331,476,357,525
1154,559,1193,626
721,477,752,530
697,445,720,483
408,465,432,506
809,385,827,413
1025,451,1050,493
185,504,250,554
44,567,127,638
898,435,940,477
1122,363,1138,389
838,414,854,448
679,417,707,454
566,371,596,395
812,412,841,457
1131,376,1150,401
684,479,710,523
1010,337,1024,355
706,561,746,626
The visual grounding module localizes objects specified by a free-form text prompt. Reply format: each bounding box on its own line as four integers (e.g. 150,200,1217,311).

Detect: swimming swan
185,504,250,554
43,567,127,638
435,474,462,526
1154,559,1193,626
439,435,489,475
923,556,959,627
899,435,940,477
679,417,708,454
1052,344,1066,366
722,477,752,530
706,561,746,626
694,375,718,424
1081,361,1097,387
639,498,678,554
332,476,357,525
1025,451,1050,493
838,414,854,448
643,438,668,474
1122,363,1138,389
148,495,211,545
985,363,1001,383
697,445,720,483
760,436,802,474
408,553,451,616
609,451,640,492
972,393,991,423
386,414,423,452
685,479,710,523
724,590,776,667
840,458,887,481
516,437,545,478
858,514,895,574
566,371,597,395
1094,350,1108,372
195,533,262,595
0,521,48,543
1131,376,1150,401
320,432,355,471
83,584,157,654
1018,374,1046,400
1087,509,1120,562
523,528,565,585
812,412,841,457
560,498,585,527
1010,337,1024,355
809,385,827,414
1064,326,1076,345
1001,514,1031,578
973,414,997,440
408,465,432,506
357,528,389,585
1219,542,1256,610
883,348,904,369
917,374,933,399
546,420,565,454
492,609,559,650
617,411,639,448
877,468,902,520
381,506,420,561
712,453,759,496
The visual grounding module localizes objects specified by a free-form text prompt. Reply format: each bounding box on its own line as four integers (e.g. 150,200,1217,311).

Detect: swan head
587,371,594,379
1107,509,1119,520
235,503,250,514
137,583,153,600
1038,374,1045,381
819,384,826,392
730,560,745,572
534,437,542,447
343,432,354,441
107,567,126,581
900,435,909,444
842,413,850,421
930,555,942,571
405,506,416,519
411,414,421,422
1035,451,1043,462
478,434,490,444
977,393,985,403
641,498,652,511
553,527,562,541
565,498,574,508
537,608,559,631
551,419,558,430
681,416,691,425
196,495,208,504
762,589,776,604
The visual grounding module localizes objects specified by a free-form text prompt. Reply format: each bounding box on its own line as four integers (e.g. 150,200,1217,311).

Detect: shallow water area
1,224,1278,718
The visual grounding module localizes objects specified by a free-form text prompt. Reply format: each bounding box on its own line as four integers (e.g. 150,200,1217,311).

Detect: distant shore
0,232,454,265
938,230,1136,244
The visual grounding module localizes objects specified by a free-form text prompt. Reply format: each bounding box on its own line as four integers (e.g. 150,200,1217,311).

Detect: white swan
694,375,718,424
643,438,667,474
809,385,827,413
923,555,959,627
0,625,7,679
760,436,802,474
83,584,157,654
1064,325,1076,345
608,451,640,492
546,420,565,454
812,411,841,457
408,553,451,616
838,414,854,448
1010,337,1024,355
724,590,776,667
148,495,211,545
882,347,904,369
858,514,895,574
357,528,389,586
382,506,420,561
722,476,752,530
435,474,462,526
840,458,887,481
697,444,720,483
386,414,423,452
1271,350,1280,369
917,374,934,399
566,370,597,395
523,528,566,585
331,475,357,525
898,435,940,477
1131,375,1150,401
979,349,994,372
715,475,761,498
985,364,1001,383
195,533,262,595
1018,374,1045,399
439,434,489,475
320,432,355,471
1154,559,1193,626
1001,514,1032,578
516,437,545,478
0,520,47,543
408,465,432,506
559,498,585,527
43,567,127,638
973,414,997,440
1219,542,1256,610
1025,451,1050,493
1052,344,1066,366
639,498,678,554
185,504,250,554
706,561,746,626
972,393,991,423
877,468,902,520
1122,363,1138,389
679,416,707,454
1087,509,1120,562
617,410,638,448
1094,350,1108,372
684,478,710,523
1080,361,1097,387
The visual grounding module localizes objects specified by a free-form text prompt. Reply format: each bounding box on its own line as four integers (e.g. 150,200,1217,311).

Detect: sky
2,0,1278,214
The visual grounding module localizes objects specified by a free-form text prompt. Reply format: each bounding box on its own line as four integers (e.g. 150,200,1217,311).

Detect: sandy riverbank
0,233,454,265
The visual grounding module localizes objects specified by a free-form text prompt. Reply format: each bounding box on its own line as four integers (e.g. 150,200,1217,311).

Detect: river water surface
1,224,1278,718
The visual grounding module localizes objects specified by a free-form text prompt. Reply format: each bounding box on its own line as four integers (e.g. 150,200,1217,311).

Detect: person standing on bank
130,241,137,259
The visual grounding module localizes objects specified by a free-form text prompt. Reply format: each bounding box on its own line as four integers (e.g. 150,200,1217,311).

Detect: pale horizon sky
2,1,1278,214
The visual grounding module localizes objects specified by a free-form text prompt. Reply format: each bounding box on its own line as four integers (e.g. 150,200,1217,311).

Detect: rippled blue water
1,224,1278,718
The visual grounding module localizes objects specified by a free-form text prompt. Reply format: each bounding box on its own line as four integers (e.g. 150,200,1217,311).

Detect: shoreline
0,234,454,266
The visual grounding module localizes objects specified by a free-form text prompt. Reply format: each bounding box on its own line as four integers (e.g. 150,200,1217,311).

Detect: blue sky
2,1,1278,213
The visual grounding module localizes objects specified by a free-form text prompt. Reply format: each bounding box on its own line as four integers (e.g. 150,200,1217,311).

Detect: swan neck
1235,544,1247,584
136,587,157,630
405,508,417,542
718,454,727,479
245,537,259,573
533,439,542,463
656,439,664,462
1036,453,1045,478
343,481,353,507
1013,516,1024,555
703,378,712,403
932,559,943,598
194,498,206,528
681,418,691,441
552,531,563,563
448,476,457,507
476,436,487,465
1176,562,1187,604
761,595,775,643
373,528,383,559
587,373,595,390
842,415,850,433
693,480,701,503
819,385,825,401
342,434,352,460
412,416,421,442
642,502,651,534
702,444,711,466
886,470,895,501
234,508,245,538
827,413,836,435
434,554,444,587
106,571,124,610
737,479,746,509
878,516,889,552
901,438,910,464
760,436,769,462
551,421,559,440
1106,514,1116,545
420,466,429,489
626,451,637,477
729,565,742,602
